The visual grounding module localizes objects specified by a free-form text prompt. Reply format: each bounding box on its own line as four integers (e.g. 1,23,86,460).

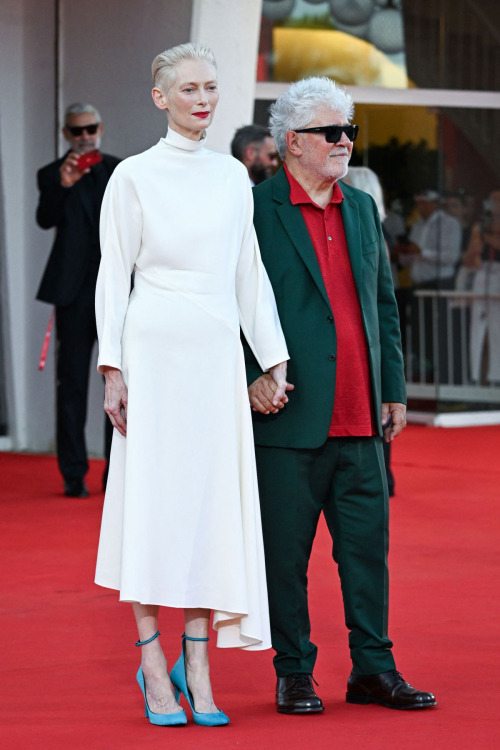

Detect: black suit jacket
36,152,120,306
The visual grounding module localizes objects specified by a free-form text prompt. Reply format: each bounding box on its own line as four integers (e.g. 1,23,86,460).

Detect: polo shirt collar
284,162,344,207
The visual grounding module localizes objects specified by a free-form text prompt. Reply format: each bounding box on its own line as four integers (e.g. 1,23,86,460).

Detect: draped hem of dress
94,126,289,650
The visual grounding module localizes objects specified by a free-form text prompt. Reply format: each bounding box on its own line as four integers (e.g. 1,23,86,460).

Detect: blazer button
328,353,336,361
327,316,333,323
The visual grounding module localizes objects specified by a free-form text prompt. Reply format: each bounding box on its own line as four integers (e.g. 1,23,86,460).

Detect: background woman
94,43,289,727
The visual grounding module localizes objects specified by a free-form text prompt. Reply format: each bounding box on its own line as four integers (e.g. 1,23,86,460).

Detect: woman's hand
103,367,128,437
269,361,292,406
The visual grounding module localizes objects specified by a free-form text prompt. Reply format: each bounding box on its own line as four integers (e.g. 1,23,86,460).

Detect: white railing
405,289,500,403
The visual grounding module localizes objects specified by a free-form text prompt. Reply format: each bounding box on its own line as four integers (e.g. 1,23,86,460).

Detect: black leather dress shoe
64,480,89,498
346,669,437,710
276,674,324,714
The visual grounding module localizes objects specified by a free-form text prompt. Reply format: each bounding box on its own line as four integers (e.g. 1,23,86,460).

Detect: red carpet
1,425,499,749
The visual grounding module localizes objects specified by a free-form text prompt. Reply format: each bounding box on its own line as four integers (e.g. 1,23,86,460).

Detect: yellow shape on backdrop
273,27,408,89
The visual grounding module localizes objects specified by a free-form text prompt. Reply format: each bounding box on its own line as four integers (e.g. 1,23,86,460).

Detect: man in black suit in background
36,103,120,497
231,124,279,186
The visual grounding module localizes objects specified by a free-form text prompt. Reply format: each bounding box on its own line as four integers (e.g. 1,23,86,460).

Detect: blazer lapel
272,170,332,312
340,193,363,300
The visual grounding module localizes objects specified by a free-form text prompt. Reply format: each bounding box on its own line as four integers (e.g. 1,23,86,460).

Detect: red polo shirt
284,164,375,436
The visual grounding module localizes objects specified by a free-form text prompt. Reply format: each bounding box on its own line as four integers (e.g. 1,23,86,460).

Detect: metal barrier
405,290,500,403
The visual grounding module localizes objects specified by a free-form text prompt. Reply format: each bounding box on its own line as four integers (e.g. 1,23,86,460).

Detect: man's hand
103,367,128,436
249,370,295,415
381,402,406,442
60,151,90,188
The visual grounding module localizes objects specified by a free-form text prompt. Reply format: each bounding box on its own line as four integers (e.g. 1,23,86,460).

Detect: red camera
77,150,103,171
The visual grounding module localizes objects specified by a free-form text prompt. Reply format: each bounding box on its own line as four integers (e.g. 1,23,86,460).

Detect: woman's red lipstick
193,111,210,119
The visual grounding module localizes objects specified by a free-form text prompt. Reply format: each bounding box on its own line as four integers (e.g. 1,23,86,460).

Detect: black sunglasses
294,124,359,143
67,123,99,136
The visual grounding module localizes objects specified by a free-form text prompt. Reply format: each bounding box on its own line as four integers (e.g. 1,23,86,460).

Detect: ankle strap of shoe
135,630,161,647
182,631,209,642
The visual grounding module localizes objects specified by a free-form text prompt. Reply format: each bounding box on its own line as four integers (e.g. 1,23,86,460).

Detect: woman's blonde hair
152,43,217,95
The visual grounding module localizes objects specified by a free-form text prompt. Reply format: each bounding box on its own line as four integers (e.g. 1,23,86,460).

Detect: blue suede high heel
135,630,187,727
170,633,230,726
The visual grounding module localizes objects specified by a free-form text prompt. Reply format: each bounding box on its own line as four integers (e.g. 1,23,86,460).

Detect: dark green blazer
243,166,406,449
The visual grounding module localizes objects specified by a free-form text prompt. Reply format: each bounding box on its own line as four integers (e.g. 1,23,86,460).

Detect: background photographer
36,103,120,497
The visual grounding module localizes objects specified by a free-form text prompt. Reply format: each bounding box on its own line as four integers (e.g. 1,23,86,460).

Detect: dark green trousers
256,436,395,677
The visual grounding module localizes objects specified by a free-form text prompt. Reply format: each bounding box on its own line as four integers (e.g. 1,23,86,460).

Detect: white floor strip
407,411,500,427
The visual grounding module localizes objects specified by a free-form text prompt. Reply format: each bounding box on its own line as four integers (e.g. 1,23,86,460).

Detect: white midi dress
94,127,288,650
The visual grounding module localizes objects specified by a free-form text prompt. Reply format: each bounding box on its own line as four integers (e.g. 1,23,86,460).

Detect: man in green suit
245,78,437,714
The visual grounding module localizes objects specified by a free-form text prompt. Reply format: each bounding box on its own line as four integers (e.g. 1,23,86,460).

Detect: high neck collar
161,127,207,152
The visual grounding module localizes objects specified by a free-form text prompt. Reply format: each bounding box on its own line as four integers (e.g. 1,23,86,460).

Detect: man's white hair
269,77,354,159
65,103,101,126
152,42,217,95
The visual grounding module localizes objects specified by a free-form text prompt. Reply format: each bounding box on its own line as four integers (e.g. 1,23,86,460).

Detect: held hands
382,402,407,442
248,362,295,415
103,367,128,436
59,151,90,188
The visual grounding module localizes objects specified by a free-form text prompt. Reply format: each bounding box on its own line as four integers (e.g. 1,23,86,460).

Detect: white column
190,0,263,154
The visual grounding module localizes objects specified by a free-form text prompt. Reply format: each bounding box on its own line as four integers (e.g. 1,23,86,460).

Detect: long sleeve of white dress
235,180,289,372
95,164,143,373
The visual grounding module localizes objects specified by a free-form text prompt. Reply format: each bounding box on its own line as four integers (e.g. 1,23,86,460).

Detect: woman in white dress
95,43,290,727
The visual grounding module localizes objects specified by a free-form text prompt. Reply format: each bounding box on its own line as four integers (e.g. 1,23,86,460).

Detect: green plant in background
351,138,439,217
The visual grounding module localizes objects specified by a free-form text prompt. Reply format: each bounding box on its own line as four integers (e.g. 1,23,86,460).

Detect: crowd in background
342,170,500,388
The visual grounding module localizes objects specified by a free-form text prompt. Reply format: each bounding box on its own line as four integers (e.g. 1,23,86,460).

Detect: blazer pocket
362,240,378,255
